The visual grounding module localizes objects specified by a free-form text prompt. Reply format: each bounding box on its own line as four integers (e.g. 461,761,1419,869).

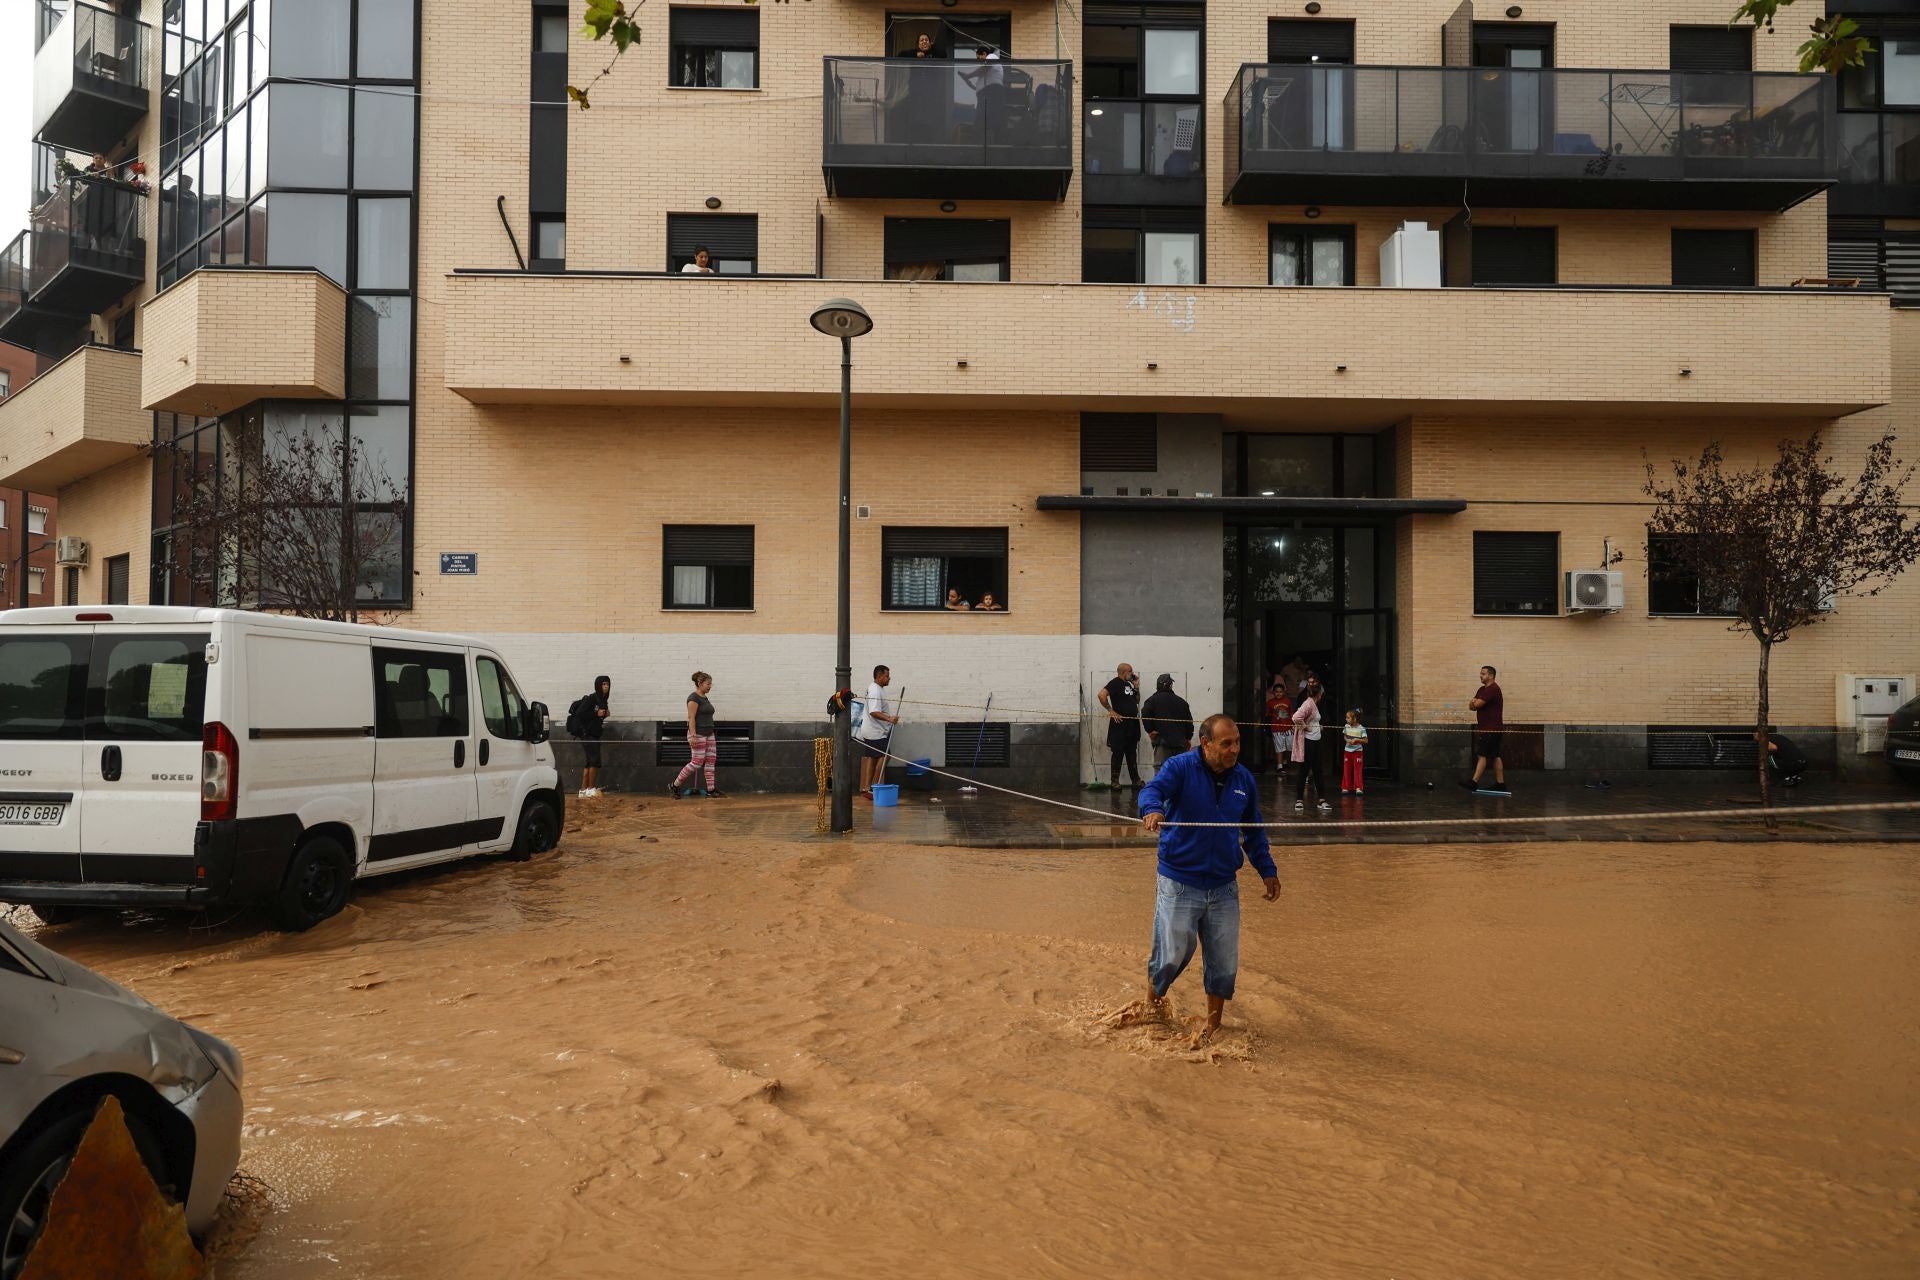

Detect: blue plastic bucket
906,758,932,776
871,783,900,807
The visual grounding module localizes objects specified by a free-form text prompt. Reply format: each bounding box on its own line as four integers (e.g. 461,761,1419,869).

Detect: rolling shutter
1827,235,1883,289
666,214,758,260
884,219,1010,263
944,721,1011,768
1471,227,1556,285
1672,229,1756,288
1268,19,1355,62
105,555,131,606
1080,413,1158,472
668,7,758,47
1670,27,1753,72
663,525,754,565
882,527,1008,558
1885,238,1920,306
1472,531,1557,615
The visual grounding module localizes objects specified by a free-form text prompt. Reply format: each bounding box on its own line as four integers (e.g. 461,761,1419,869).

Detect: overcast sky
3,4,34,243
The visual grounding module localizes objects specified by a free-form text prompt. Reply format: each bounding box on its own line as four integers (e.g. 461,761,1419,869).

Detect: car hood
2,921,157,1011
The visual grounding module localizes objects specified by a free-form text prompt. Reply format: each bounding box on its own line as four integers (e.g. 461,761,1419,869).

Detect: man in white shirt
856,663,899,797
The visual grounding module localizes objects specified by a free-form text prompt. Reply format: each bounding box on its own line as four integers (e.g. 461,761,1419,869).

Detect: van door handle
100,745,122,782
0,1045,23,1066
478,740,490,767
454,740,465,769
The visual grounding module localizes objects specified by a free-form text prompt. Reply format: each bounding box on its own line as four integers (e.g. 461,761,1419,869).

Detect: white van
0,608,562,931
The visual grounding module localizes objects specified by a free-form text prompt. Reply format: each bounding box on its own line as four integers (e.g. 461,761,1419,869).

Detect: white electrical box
1837,674,1913,754
1380,221,1441,288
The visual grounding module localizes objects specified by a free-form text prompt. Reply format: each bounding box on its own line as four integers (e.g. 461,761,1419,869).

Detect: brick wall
59,455,150,606
140,270,347,414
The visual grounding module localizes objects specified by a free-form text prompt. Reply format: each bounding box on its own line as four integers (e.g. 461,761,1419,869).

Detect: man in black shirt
1141,673,1194,776
1099,662,1144,788
1761,731,1808,786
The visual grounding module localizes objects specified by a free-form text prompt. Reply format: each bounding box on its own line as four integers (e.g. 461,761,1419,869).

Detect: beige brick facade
140,270,347,415
57,454,150,607
0,345,147,494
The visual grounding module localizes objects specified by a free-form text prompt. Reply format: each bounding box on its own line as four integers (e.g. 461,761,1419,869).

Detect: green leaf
566,84,592,108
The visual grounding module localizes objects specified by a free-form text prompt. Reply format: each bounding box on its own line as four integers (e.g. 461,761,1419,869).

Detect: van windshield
90,635,209,743
0,636,87,741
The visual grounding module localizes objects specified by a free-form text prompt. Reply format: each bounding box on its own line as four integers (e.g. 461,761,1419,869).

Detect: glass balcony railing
26,177,147,316
822,57,1074,199
1224,64,1835,211
0,233,33,340
32,0,153,153
1833,111,1920,215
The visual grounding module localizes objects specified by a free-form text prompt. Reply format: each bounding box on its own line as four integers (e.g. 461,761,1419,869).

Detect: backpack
565,696,591,738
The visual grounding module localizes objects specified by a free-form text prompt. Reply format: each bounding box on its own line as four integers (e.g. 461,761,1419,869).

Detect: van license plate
1896,749,1920,762
0,803,63,826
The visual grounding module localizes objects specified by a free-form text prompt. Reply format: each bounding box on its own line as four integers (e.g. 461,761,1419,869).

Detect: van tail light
202,721,238,822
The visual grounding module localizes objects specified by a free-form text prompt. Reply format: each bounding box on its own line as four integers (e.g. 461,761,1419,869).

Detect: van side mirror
524,702,550,745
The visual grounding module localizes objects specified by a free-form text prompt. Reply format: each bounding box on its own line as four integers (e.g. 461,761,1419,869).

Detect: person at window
911,32,936,58
1291,675,1331,813
1141,674,1194,775
1463,664,1505,792
86,153,110,175
856,664,899,797
976,592,1003,611
1759,730,1807,787
669,672,726,798
1099,663,1144,789
944,588,972,611
681,246,715,274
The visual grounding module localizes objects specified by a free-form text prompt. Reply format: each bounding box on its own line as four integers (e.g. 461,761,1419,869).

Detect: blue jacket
1137,750,1276,889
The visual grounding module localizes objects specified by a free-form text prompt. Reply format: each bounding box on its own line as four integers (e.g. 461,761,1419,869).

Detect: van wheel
0,1104,166,1280
507,798,560,861
271,835,353,932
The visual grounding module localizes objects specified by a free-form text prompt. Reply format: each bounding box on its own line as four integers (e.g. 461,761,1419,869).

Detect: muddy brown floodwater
15,796,1920,1278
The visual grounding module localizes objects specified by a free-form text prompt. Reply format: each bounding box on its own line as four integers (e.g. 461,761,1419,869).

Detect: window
535,11,569,54
264,191,348,285
349,296,413,399
1670,26,1752,72
1270,225,1353,286
27,506,48,536
1470,227,1556,286
475,656,527,739
352,87,416,189
373,646,470,738
271,0,350,79
0,369,9,399
63,566,79,606
669,7,759,89
0,504,6,528
882,527,1009,610
90,635,209,742
1672,229,1757,288
1888,35,1920,106
1265,20,1356,150
1081,413,1157,472
0,636,86,742
1647,533,1740,617
358,0,418,78
667,213,757,273
532,216,565,264
884,219,1010,281
1083,7,1204,181
663,525,754,609
105,554,130,605
356,198,411,288
267,84,350,190
27,568,45,598
1083,212,1202,284
1472,532,1558,615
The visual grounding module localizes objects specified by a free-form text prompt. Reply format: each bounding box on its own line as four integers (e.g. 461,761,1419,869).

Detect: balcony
0,345,147,493
0,231,83,352
1833,111,1920,217
442,273,1889,420
822,57,1073,200
32,0,152,155
1224,65,1835,212
24,177,147,320
141,268,347,416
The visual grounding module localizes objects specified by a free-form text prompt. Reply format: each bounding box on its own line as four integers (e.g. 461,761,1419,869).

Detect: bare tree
156,415,406,623
1644,431,1920,808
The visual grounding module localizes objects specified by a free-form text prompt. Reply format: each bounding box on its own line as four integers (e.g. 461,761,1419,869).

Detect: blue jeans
1148,874,1241,1001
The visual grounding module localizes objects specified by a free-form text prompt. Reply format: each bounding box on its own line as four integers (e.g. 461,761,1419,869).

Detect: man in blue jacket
1132,713,1282,1042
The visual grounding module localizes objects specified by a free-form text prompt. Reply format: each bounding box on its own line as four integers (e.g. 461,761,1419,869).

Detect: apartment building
0,0,1914,788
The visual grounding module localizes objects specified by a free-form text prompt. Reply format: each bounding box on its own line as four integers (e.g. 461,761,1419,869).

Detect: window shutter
1268,19,1355,62
884,219,1010,263
1080,414,1158,471
1884,238,1920,306
1670,27,1753,72
669,7,758,47
1672,230,1756,288
883,527,1008,558
663,524,754,565
1086,3,1203,26
666,214,758,260
106,555,131,606
1827,235,1882,288
944,721,1011,768
1471,227,1556,285
1472,532,1558,614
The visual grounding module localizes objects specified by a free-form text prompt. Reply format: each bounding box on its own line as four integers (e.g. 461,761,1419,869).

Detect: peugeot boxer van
0,608,561,931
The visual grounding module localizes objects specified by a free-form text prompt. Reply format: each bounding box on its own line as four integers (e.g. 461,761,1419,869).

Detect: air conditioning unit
1565,569,1624,612
54,537,89,567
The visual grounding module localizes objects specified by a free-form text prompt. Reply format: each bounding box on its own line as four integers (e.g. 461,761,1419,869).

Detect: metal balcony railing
1224,64,1836,211
0,234,33,338
822,56,1074,199
27,177,147,314
32,0,152,153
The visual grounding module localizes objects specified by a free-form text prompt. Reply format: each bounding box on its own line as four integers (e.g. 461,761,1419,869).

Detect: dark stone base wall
1391,723,1890,785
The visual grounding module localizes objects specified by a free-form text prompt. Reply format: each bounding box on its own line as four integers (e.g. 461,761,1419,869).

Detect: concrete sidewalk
832,773,1920,847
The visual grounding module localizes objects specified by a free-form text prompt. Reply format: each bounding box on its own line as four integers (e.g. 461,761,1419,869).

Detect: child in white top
1340,709,1368,796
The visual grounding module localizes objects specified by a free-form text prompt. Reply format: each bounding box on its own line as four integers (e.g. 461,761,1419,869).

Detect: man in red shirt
1467,664,1505,791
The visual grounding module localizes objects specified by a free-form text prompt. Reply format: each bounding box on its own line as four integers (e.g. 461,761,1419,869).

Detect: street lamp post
809,299,873,834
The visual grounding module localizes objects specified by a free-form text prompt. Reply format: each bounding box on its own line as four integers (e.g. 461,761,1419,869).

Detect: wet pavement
778,773,1920,847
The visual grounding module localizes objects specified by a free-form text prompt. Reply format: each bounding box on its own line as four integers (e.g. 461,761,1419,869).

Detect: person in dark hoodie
575,675,611,797
1140,673,1194,775
1125,713,1281,1044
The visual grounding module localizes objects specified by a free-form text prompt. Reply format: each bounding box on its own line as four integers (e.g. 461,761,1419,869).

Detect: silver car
0,920,242,1278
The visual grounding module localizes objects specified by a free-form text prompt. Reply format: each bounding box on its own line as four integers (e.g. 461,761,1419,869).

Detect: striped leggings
674,734,717,791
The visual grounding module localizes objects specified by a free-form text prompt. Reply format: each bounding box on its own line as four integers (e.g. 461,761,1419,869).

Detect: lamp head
810,298,873,339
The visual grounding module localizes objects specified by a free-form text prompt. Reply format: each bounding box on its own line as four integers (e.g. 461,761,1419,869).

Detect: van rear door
0,628,90,868
78,632,210,879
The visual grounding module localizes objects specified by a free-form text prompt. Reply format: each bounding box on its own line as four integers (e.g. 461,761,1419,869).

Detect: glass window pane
1887,39,1920,106
672,565,709,606
353,88,416,189
1146,102,1200,175
264,192,346,283
94,637,208,742
534,217,565,260
1247,436,1333,497
1310,234,1346,285
357,0,416,77
1084,101,1142,175
1082,226,1140,283
223,109,246,211
1247,529,1334,604
1143,230,1198,285
1271,235,1301,285
250,0,271,91
249,90,268,196
270,0,348,78
355,511,404,603
720,50,756,89
225,25,246,112
349,296,413,399
348,404,409,503
1341,435,1375,497
1342,528,1376,607
949,260,1002,281
245,194,268,264
1143,28,1199,96
889,557,942,608
356,197,410,288
1887,114,1920,185
268,84,349,189
536,14,568,53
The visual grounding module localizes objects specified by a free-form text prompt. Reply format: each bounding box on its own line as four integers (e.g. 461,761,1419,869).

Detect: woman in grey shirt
669,672,726,798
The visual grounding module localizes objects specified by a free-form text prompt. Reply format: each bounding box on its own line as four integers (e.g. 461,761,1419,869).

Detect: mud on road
16,796,1920,1278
